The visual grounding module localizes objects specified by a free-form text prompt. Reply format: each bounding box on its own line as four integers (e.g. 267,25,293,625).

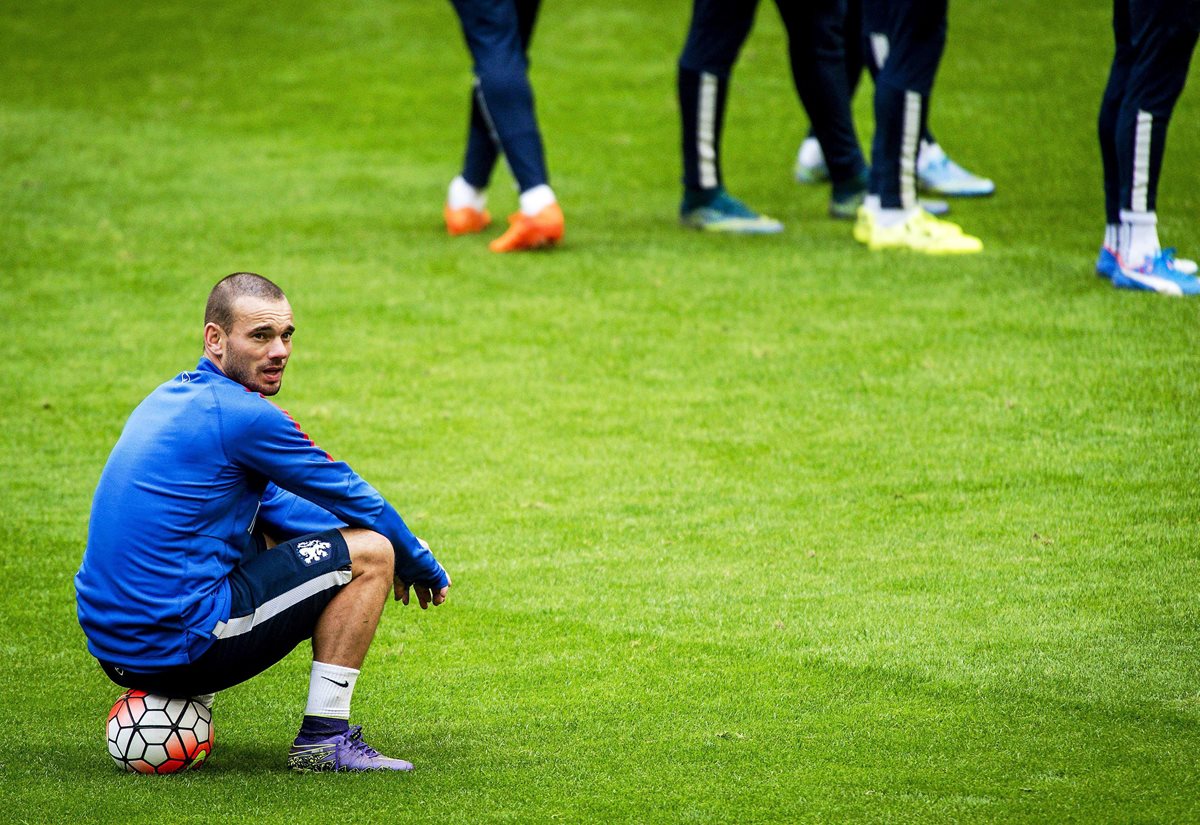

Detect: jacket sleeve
226,398,448,588
258,482,346,541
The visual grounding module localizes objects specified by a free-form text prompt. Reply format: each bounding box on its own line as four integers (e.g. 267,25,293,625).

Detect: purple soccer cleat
287,725,414,772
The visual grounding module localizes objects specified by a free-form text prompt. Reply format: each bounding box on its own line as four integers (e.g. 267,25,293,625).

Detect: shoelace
910,211,947,235
344,725,383,758
923,155,978,184
921,155,949,175
1131,251,1191,278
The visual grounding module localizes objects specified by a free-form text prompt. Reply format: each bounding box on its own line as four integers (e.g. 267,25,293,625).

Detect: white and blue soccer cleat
917,141,995,197
920,198,950,217
1095,246,1122,281
1097,246,1196,281
1113,250,1200,296
1162,248,1198,276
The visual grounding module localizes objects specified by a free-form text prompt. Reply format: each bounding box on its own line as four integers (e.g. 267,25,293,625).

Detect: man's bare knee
340,529,394,580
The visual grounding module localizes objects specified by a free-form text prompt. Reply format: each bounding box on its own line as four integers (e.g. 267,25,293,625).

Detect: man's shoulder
208,377,289,423
165,365,287,426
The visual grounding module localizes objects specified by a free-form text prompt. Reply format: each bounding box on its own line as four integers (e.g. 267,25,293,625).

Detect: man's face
210,296,295,396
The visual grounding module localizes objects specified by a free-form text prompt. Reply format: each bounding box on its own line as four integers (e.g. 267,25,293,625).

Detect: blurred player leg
1097,0,1136,280
796,0,865,185
863,3,993,198
792,0,951,215
777,0,871,219
677,0,783,233
446,0,563,250
859,0,981,253
1108,0,1200,293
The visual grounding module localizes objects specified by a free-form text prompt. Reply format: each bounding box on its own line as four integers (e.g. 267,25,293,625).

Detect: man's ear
203,322,226,360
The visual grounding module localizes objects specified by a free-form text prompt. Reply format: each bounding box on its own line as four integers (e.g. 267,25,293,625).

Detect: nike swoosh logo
321,677,350,688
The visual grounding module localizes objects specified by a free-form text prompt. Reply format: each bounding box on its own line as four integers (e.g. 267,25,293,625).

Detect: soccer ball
106,689,213,774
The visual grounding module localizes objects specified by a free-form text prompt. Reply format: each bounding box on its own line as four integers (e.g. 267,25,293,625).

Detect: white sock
518,184,556,216
798,136,824,168
447,175,487,211
864,194,881,212
1119,209,1159,266
192,692,217,710
868,201,917,229
305,661,359,720
1104,223,1119,252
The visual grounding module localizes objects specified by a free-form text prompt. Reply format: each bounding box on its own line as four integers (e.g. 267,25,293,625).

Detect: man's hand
394,574,451,609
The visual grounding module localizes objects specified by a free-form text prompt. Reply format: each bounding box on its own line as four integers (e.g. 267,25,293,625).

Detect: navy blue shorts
100,529,352,697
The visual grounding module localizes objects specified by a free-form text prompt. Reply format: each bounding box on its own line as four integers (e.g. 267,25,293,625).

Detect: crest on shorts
296,539,331,566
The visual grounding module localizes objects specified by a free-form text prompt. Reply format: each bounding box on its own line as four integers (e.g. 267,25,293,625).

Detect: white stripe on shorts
1132,110,1153,213
211,568,352,639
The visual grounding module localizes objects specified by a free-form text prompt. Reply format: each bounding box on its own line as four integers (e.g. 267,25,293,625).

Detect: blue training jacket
75,357,447,670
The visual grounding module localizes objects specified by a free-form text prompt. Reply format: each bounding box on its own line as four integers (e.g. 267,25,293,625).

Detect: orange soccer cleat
444,205,491,236
488,203,564,253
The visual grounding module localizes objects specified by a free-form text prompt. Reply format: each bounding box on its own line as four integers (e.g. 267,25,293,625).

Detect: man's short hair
205,272,286,331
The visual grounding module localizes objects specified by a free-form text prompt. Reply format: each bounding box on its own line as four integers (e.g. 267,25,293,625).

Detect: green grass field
3,1,1199,821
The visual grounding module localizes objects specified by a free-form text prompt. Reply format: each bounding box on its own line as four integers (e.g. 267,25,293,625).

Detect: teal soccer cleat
680,187,784,234
1095,246,1121,281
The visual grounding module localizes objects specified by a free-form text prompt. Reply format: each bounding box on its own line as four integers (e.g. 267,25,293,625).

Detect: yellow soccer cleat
861,208,982,254
853,206,873,243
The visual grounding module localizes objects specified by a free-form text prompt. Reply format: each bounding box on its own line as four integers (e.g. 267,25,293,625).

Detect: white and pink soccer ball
106,689,213,774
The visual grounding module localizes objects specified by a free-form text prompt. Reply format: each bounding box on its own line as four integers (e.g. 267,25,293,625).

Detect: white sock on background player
1119,209,1160,266
865,195,916,229
518,183,556,216
448,175,487,212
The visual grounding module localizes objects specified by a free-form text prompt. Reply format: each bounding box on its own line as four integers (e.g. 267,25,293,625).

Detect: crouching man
75,272,450,772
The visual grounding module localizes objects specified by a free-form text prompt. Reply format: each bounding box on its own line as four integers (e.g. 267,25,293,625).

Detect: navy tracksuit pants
821,0,940,148
678,0,867,192
449,0,549,193
1098,0,1200,223
862,0,947,209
